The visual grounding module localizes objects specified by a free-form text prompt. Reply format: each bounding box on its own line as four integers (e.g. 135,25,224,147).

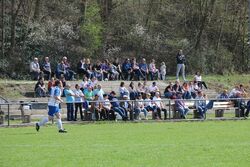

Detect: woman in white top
119,81,129,98
194,72,207,89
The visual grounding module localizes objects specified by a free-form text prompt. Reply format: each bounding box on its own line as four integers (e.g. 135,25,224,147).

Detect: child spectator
160,62,166,80
194,72,208,89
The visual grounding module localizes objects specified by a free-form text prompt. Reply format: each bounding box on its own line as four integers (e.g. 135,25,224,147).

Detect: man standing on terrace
176,49,186,81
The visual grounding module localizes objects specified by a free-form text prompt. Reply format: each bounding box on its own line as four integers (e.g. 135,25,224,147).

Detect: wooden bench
212,101,236,117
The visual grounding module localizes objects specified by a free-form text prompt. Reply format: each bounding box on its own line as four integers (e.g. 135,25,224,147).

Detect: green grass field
1,121,250,167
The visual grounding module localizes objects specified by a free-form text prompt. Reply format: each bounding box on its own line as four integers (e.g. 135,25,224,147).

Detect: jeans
134,108,147,119
197,100,214,118
176,64,186,81
177,107,189,117
66,103,74,121
112,107,126,118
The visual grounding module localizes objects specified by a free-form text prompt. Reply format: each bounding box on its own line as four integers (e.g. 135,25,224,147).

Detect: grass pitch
1,121,250,167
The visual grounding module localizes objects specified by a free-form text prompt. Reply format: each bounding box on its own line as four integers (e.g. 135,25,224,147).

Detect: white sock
57,119,63,130
38,117,48,126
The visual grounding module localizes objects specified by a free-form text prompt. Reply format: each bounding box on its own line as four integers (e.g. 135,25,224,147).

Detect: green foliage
1,121,250,166
81,2,103,56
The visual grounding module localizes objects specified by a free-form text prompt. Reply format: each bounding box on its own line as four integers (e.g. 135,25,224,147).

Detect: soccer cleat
58,129,67,133
35,123,40,132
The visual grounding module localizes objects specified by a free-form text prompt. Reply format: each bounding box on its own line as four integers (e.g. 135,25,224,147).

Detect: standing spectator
74,84,84,121
34,77,47,97
160,62,166,80
139,58,149,81
30,57,41,80
175,92,189,119
64,84,75,121
149,59,159,80
42,57,52,80
194,72,207,89
176,49,186,81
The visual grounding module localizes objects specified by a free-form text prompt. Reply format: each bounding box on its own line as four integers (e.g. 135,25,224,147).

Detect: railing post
7,104,9,126
168,100,171,119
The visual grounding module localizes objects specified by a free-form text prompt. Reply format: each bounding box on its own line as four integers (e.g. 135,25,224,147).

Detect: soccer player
35,80,67,133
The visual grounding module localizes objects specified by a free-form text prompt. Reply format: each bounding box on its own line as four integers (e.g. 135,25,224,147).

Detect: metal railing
0,97,249,126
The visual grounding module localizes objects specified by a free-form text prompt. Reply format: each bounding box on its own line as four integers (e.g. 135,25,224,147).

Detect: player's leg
55,112,67,133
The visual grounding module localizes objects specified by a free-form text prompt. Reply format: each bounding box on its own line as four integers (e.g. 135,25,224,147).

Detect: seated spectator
175,92,189,119
239,84,247,96
229,85,241,97
119,81,129,98
55,61,66,79
88,76,98,88
134,94,148,120
74,84,84,121
62,56,76,80
152,92,167,120
128,81,138,100
83,58,93,79
137,82,145,97
194,91,214,119
122,58,133,81
47,77,55,94
77,58,86,77
30,57,41,80
143,81,150,94
218,89,229,99
144,93,154,112
64,84,75,121
101,59,110,80
173,80,182,93
164,82,176,99
231,92,247,117
34,77,47,97
92,60,103,81
139,58,149,81
194,72,207,89
42,57,52,80
93,84,105,100
148,59,159,80
182,82,191,99
246,100,250,118
120,95,131,120
131,58,141,81
160,62,166,80
91,95,101,121
109,91,128,121
108,62,119,80
190,81,199,99
101,94,113,120
113,58,124,80
80,76,89,91
148,82,159,97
